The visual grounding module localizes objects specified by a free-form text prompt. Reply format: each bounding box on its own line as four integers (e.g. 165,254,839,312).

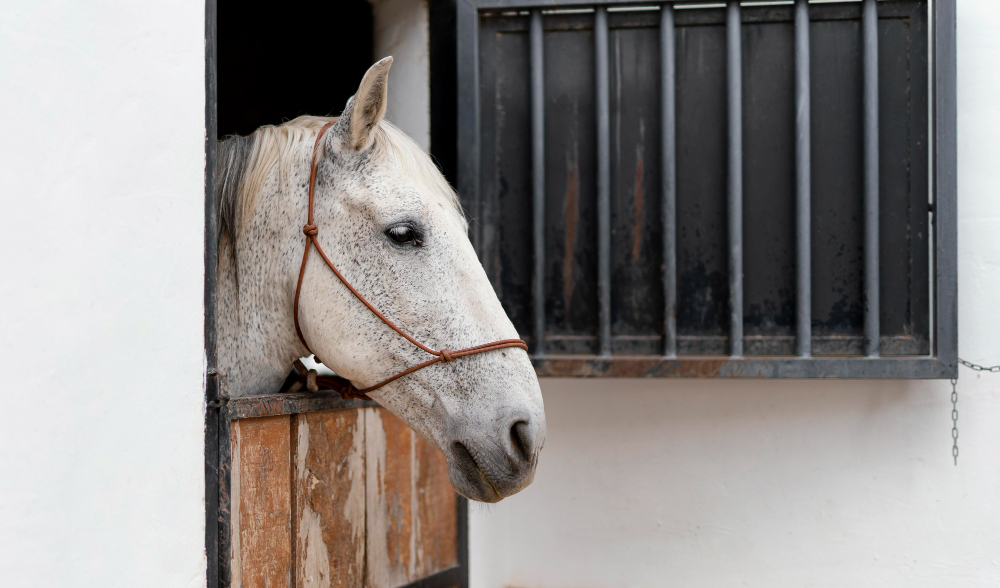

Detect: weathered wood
293,410,366,588
414,432,458,577
366,407,414,587
366,408,459,587
231,416,293,588
229,407,459,587
223,391,377,421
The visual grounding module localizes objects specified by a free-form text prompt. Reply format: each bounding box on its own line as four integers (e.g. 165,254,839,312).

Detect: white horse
215,57,545,502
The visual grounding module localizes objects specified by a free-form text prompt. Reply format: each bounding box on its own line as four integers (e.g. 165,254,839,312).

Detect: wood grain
231,415,293,588
414,433,458,577
366,407,412,587
365,407,459,587
293,409,366,588
230,407,458,588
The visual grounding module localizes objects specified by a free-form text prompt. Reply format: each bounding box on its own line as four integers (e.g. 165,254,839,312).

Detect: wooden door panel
366,408,458,588
231,415,293,588
365,407,414,587
294,409,366,588
414,432,458,578
226,404,461,588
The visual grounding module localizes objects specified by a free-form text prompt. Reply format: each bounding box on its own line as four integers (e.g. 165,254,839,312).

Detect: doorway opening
217,0,373,138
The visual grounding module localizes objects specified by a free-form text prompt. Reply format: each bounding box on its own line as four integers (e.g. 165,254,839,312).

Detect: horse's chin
446,441,538,503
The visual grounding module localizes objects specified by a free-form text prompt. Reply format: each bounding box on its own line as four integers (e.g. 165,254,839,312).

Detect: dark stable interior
217,0,374,138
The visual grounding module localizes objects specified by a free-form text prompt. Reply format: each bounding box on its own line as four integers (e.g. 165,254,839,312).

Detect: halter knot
439,349,454,363
303,224,319,236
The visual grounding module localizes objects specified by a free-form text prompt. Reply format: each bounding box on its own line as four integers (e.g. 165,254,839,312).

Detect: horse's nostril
510,419,534,462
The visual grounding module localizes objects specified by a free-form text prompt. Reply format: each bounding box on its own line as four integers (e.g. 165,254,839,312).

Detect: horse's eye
386,225,418,244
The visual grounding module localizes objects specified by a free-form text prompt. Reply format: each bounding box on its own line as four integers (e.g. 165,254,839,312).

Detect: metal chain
950,358,1000,466
958,358,1000,373
950,378,959,466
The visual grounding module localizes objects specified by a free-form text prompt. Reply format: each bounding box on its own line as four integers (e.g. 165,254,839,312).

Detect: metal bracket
207,368,229,409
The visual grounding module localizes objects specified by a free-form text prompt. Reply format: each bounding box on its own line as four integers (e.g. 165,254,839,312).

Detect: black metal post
934,0,958,373
795,0,811,358
727,0,743,357
661,2,677,358
530,9,546,357
595,6,612,356
204,0,220,586
863,0,880,357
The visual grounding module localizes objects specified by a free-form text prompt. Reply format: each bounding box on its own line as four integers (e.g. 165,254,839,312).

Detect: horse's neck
216,226,303,397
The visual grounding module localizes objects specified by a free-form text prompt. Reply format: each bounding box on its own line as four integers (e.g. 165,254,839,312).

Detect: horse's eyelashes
386,224,422,246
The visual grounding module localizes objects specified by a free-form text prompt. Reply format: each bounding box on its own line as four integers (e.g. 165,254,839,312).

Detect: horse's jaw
363,349,546,503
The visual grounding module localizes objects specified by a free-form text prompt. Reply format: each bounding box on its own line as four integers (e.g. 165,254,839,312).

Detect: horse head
217,57,545,502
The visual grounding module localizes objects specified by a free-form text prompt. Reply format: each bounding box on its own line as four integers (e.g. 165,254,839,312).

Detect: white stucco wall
469,2,1000,587
371,0,431,153
1,1,991,586
0,2,207,587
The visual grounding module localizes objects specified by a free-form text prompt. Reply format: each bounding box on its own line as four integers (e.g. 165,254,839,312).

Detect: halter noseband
292,121,529,399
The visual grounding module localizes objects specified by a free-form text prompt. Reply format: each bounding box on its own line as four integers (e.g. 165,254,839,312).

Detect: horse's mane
216,115,462,247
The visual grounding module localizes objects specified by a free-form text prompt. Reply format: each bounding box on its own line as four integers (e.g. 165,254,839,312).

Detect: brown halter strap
292,121,528,399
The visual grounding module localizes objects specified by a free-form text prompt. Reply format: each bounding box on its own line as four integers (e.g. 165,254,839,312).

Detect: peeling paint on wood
365,407,391,588
230,420,242,588
232,416,293,588
365,407,459,587
414,432,458,577
294,410,366,588
227,404,461,587
366,408,421,587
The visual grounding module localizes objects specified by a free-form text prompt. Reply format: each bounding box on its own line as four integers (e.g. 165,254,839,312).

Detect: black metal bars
862,0,880,357
528,1,885,360
661,4,677,358
795,0,811,358
726,1,743,357
861,0,879,357
530,9,546,356
595,7,612,356
457,0,955,378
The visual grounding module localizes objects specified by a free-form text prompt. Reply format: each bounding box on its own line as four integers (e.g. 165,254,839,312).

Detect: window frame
455,0,957,379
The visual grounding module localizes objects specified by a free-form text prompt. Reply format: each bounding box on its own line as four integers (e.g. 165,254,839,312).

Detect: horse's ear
335,56,393,152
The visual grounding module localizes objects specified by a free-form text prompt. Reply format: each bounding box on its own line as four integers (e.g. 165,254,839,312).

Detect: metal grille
457,0,957,378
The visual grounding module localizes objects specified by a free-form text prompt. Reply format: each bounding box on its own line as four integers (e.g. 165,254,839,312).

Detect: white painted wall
0,1,207,587
0,0,987,585
371,0,431,153
469,2,1000,587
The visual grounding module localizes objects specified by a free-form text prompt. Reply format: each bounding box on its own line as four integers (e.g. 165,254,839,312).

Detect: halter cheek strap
292,121,529,399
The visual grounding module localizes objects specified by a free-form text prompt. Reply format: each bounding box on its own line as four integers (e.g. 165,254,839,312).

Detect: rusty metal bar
727,0,743,357
863,0,880,356
795,0,811,357
934,0,958,374
596,6,611,356
530,9,546,356
532,355,955,380
661,3,677,357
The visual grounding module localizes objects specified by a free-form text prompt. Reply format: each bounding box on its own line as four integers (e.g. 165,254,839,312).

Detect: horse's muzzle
447,412,544,503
